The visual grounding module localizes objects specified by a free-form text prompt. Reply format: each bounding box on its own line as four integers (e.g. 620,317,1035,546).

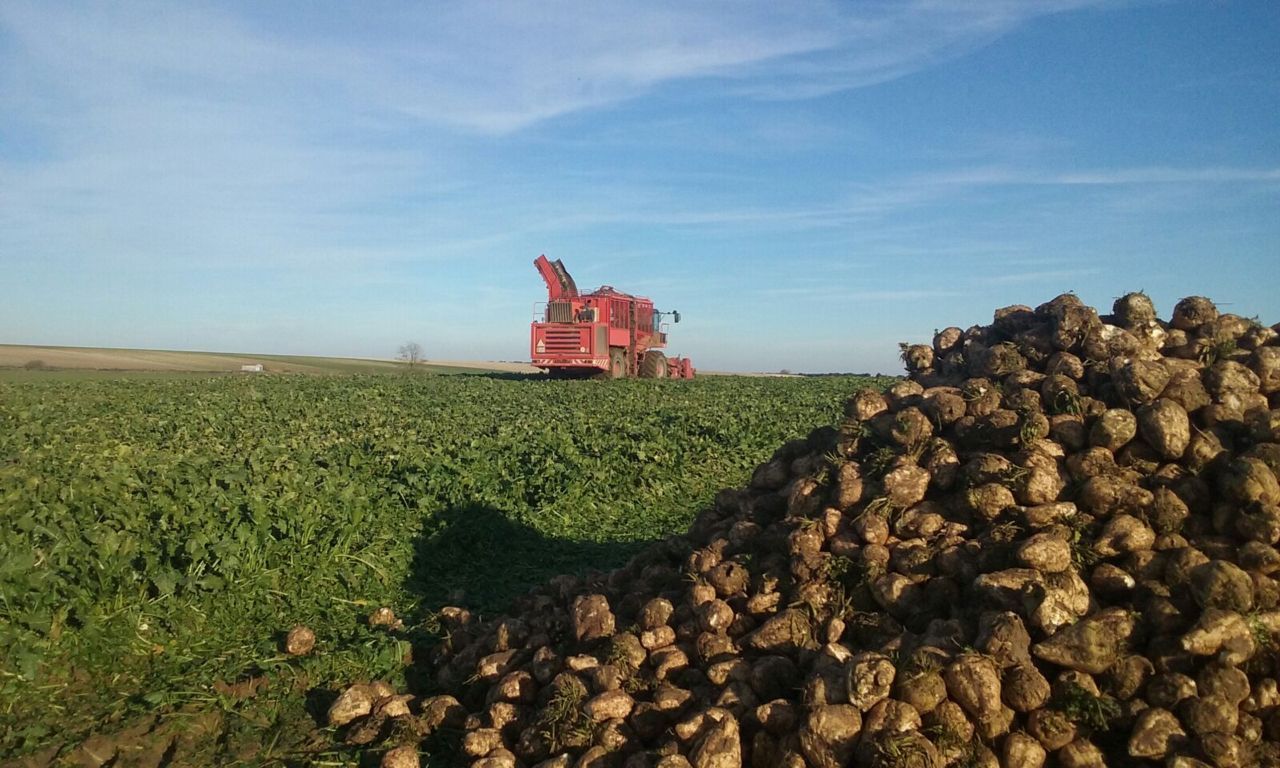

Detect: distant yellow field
0,344,535,376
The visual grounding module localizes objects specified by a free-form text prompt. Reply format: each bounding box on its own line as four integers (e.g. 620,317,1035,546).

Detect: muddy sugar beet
333,292,1280,767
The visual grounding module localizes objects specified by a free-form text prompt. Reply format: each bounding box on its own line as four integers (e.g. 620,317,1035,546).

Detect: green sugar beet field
0,372,888,763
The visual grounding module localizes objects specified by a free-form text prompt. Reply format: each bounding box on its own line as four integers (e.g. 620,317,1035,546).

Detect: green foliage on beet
0,372,892,757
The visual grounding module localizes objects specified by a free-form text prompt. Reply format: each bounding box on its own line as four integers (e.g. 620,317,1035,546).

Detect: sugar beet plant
0,373,887,757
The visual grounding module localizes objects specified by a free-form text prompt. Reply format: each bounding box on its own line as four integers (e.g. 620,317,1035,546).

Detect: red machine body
530,255,695,379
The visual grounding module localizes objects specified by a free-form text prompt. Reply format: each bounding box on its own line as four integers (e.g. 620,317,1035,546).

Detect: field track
0,344,536,376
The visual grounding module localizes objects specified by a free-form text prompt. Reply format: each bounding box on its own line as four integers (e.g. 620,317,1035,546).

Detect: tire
639,351,668,379
608,348,628,379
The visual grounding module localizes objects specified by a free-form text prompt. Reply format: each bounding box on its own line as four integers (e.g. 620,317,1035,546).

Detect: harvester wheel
608,348,628,379
640,351,668,379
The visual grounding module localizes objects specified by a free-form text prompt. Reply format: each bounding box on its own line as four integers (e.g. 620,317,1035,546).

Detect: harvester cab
530,255,695,379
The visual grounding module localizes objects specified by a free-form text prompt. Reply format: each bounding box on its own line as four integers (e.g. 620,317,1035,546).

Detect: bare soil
0,344,536,375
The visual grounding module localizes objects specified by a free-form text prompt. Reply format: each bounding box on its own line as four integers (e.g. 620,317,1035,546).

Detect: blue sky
1,1,1277,373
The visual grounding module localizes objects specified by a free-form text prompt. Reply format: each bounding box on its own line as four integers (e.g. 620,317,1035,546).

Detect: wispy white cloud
725,0,1110,100
0,0,1140,275
981,267,1104,285
490,162,1280,237
1050,167,1280,185
877,164,1280,191
755,286,961,301
1,1,1116,137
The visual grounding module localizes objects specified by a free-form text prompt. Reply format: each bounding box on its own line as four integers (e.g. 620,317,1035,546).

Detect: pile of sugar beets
327,293,1280,768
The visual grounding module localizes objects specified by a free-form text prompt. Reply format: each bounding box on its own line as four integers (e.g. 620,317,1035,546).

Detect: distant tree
398,342,425,367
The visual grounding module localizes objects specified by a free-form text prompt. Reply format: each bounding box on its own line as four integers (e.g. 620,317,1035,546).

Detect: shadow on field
459,370,616,382
404,503,652,620
458,371,547,381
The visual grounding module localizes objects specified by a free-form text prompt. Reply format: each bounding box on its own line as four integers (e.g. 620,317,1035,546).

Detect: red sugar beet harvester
530,255,695,379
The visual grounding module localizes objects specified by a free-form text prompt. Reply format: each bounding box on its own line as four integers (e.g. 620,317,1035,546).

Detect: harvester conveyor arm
534,254,579,300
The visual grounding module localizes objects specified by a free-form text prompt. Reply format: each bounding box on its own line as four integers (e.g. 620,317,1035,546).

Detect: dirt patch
212,675,269,701
0,345,309,372
0,345,530,375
